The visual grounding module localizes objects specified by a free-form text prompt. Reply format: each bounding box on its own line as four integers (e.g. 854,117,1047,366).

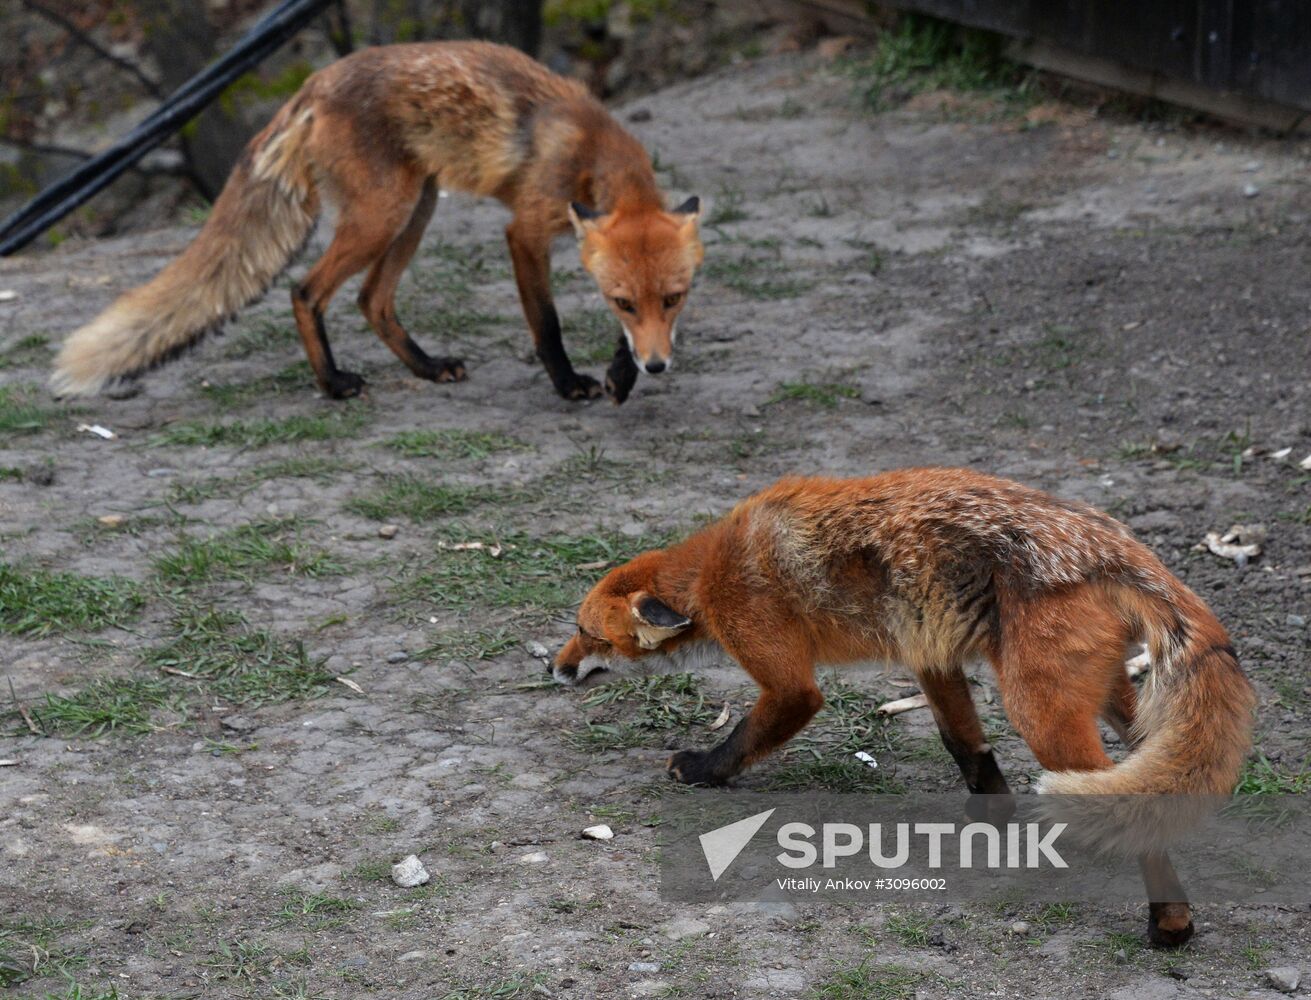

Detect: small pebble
97,514,125,528
1010,921,1030,936
1243,183,1260,198
390,855,430,888
1287,614,1306,628
581,824,614,841
378,524,399,539
526,640,550,659
387,651,408,664
518,851,549,865
628,962,660,973
1114,948,1129,964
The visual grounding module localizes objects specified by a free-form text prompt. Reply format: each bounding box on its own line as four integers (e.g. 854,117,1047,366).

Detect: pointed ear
671,195,701,220
629,592,692,649
568,201,606,238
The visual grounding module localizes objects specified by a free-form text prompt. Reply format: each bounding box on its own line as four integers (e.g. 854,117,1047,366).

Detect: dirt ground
2,52,1309,1000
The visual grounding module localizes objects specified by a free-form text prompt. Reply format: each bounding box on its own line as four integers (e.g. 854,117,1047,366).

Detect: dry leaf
876,693,930,716
336,677,365,694
708,703,731,731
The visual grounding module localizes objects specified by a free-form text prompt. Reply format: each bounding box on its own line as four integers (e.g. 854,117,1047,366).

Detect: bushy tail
1040,578,1255,797
50,99,319,396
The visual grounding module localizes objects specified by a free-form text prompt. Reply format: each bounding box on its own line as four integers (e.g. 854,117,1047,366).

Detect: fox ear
629,592,692,649
569,201,606,237
671,195,701,220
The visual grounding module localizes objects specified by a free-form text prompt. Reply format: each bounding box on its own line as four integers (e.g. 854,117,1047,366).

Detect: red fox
51,42,702,403
554,468,1255,946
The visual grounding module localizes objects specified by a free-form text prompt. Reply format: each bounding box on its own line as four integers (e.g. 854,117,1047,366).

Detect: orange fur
51,42,703,402
556,468,1255,797
556,469,1256,945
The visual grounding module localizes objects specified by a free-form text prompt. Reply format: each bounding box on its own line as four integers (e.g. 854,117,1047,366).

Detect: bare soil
2,53,1309,999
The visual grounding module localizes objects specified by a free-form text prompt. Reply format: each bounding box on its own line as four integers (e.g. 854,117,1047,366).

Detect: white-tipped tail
1038,585,1255,797
50,105,318,396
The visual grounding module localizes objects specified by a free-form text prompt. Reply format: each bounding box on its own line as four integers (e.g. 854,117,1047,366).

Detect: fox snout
551,635,610,686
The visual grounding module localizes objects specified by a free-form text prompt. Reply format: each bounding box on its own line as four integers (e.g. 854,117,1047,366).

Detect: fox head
552,551,693,685
569,197,703,375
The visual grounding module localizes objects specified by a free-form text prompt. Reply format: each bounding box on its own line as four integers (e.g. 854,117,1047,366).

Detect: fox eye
612,297,636,314
662,292,683,310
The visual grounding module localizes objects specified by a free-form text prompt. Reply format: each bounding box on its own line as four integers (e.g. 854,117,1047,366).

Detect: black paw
324,371,366,399
1147,905,1194,948
666,749,730,786
605,354,639,405
557,372,604,401
431,357,467,383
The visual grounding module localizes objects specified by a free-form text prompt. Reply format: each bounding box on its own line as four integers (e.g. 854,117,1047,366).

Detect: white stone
1266,968,1301,994
390,855,430,888
582,824,614,841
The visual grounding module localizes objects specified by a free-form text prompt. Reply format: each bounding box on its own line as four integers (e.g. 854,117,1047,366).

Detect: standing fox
51,42,702,403
554,468,1256,946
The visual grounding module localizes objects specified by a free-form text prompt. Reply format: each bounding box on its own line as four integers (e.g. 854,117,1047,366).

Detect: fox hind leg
993,589,1193,947
358,176,465,384
291,160,426,398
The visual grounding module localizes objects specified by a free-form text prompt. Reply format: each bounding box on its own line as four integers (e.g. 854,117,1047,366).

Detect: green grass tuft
848,13,1030,112
813,961,922,999
153,519,345,585
157,410,369,448
0,386,53,434
0,564,144,636
397,530,668,619
767,380,860,408
143,606,337,707
346,476,494,521
384,429,524,460
33,677,179,736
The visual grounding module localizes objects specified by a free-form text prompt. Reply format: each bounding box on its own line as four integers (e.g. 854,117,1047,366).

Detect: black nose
645,360,667,374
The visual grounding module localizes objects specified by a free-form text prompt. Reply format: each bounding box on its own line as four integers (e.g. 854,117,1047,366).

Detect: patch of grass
1235,754,1310,795
396,530,670,620
31,676,179,736
275,891,359,923
707,186,748,225
156,409,369,448
143,606,337,706
0,466,24,482
346,475,493,521
885,912,934,947
0,564,144,636
418,627,519,663
384,428,524,460
1084,930,1144,962
153,518,345,585
813,961,921,999
765,675,905,793
200,363,312,406
582,673,718,729
767,380,860,408
349,859,392,882
0,917,84,989
438,973,549,1000
38,979,122,1000
0,385,53,434
701,253,812,300
564,720,648,752
204,938,271,983
221,318,298,360
848,13,1030,113
0,334,50,370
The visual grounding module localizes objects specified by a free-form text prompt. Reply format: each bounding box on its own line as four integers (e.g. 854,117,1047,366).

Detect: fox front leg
668,683,824,786
605,333,639,404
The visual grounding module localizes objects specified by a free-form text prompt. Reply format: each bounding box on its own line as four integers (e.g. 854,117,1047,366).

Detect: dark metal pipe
0,0,334,256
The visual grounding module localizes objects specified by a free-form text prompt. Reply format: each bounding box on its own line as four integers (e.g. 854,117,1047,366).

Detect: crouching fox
554,468,1255,946
52,42,702,404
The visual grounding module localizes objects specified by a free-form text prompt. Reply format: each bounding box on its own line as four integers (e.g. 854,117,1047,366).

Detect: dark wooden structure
881,0,1311,128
